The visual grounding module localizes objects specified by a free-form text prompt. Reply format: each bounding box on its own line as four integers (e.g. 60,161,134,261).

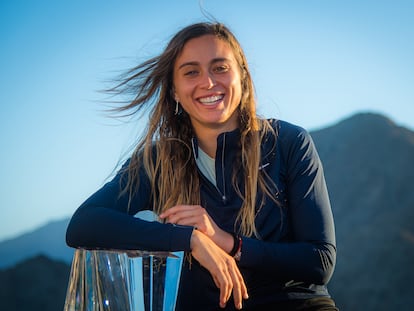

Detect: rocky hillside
0,255,70,311
311,112,414,310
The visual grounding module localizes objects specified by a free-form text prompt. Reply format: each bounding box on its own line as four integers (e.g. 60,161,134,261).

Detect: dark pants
246,297,339,311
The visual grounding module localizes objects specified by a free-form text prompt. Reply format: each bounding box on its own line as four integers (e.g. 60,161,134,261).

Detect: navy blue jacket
66,119,336,310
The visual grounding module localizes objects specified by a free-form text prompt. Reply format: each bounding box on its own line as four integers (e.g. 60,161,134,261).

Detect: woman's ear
174,93,180,103
171,88,179,102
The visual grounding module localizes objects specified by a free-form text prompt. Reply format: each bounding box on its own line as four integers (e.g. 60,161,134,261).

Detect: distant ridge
0,111,413,310
311,112,414,310
0,218,73,268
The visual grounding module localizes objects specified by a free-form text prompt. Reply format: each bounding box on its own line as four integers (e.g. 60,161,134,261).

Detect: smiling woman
66,22,338,311
173,35,242,155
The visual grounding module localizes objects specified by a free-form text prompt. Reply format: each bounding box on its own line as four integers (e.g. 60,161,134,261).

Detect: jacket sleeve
65,160,194,252
240,122,336,285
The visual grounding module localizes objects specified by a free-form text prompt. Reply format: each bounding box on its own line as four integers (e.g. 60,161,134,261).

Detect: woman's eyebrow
178,61,199,70
211,57,229,63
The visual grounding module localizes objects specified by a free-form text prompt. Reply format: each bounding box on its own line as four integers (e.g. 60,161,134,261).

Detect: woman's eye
184,70,198,76
214,65,229,73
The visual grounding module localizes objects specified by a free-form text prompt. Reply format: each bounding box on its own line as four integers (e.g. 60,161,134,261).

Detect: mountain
0,255,70,311
0,112,413,310
311,112,414,310
0,218,73,268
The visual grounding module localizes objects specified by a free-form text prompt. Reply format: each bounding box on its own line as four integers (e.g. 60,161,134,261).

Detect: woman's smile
197,94,225,106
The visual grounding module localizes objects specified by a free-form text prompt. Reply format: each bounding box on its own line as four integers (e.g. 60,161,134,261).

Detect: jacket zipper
220,133,227,204
192,135,228,204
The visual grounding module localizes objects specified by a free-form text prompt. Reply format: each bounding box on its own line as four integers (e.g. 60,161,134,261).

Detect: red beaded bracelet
233,236,242,261
229,233,242,261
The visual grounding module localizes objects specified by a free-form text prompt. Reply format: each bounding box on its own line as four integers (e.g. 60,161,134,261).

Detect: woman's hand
159,205,234,253
160,205,248,308
190,230,248,309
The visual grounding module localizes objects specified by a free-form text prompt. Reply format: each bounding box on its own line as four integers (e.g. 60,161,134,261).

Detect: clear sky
1,0,413,241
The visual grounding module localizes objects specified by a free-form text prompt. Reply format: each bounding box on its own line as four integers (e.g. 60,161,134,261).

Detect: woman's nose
200,72,216,89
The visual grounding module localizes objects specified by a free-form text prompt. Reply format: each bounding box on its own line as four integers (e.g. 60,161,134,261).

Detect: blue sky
1,0,413,241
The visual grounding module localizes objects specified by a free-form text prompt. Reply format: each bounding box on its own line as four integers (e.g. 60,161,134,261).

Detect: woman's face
173,35,242,135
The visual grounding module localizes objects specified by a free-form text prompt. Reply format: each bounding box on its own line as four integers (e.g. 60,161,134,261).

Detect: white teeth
199,95,224,104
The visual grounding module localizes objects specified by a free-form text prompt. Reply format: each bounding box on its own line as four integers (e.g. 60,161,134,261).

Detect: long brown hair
109,22,277,238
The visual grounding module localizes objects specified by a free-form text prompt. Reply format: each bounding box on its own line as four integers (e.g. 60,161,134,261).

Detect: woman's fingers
212,273,232,309
217,257,246,309
190,230,248,309
216,259,233,308
231,262,249,309
214,256,246,309
160,205,201,226
160,205,214,235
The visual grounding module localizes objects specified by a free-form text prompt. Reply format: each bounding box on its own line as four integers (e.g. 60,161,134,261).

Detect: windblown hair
108,22,277,238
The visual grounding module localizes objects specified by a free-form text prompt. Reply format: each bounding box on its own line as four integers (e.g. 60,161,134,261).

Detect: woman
66,22,338,310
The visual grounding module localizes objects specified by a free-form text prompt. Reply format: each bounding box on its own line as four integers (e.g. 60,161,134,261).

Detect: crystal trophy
63,249,183,311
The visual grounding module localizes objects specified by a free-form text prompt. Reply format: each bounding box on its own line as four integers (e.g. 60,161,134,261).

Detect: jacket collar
191,128,241,159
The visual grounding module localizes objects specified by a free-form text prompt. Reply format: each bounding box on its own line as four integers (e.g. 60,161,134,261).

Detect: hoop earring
175,100,180,115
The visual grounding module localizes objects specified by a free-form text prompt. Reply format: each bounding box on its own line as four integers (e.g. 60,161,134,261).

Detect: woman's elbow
65,208,91,248
313,244,336,284
65,218,81,248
